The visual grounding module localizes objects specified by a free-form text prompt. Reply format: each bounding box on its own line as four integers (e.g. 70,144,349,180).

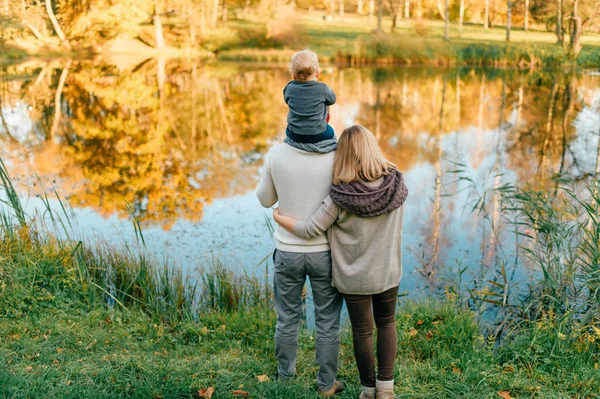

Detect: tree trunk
436,0,445,19
506,0,512,42
221,0,227,22
154,1,165,50
187,0,197,46
569,0,582,56
50,62,71,139
524,0,529,31
404,0,409,19
444,0,449,41
455,71,461,125
556,0,563,44
213,0,220,26
458,0,465,36
189,23,196,46
484,0,489,29
417,0,422,20
377,0,382,32
340,0,344,20
26,23,46,42
358,0,363,14
330,0,335,19
44,0,68,44
369,0,375,22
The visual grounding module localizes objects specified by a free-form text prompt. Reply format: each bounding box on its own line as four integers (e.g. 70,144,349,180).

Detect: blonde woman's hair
333,125,395,184
290,50,319,81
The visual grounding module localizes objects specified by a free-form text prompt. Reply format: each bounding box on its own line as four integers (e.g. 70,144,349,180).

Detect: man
256,140,344,396
257,49,344,396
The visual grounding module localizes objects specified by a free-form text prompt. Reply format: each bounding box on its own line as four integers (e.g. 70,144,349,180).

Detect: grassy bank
3,12,600,68
1,160,600,397
216,12,600,68
2,254,599,398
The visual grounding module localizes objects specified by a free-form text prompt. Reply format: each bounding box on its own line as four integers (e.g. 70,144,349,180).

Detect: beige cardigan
293,179,404,295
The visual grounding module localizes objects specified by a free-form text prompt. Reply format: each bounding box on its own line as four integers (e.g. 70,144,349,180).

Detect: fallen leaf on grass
503,365,515,373
425,331,434,341
416,320,424,325
198,387,215,398
497,391,513,399
452,367,461,374
256,374,270,382
232,390,249,397
408,328,418,337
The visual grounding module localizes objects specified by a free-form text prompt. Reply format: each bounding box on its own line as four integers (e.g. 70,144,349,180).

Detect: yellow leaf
416,320,424,325
232,390,249,397
503,365,515,373
452,367,461,374
591,326,600,338
198,386,215,398
408,328,418,337
497,391,513,399
256,374,270,383
425,330,434,341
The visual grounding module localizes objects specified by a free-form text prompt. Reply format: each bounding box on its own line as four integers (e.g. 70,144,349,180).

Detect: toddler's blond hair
290,50,319,81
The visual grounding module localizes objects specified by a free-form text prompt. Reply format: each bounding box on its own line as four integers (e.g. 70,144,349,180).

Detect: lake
1,60,599,298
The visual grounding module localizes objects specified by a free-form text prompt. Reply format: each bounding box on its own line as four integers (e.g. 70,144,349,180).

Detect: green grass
1,273,599,398
216,11,600,68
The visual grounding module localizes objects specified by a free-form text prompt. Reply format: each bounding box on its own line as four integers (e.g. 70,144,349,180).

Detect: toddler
284,50,336,145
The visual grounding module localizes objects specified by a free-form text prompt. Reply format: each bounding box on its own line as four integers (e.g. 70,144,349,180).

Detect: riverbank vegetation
1,1,599,67
1,151,600,397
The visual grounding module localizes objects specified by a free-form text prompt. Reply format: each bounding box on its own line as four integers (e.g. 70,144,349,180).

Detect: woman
273,125,408,399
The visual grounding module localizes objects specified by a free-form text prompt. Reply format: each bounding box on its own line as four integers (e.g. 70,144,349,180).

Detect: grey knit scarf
284,137,337,154
330,169,408,218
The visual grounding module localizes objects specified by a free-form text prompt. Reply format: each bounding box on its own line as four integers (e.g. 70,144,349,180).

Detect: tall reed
447,162,600,345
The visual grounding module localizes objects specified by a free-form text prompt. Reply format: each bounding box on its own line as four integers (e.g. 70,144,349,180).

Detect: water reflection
1,60,599,290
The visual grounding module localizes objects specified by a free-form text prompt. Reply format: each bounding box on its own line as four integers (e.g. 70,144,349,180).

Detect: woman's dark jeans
343,286,398,388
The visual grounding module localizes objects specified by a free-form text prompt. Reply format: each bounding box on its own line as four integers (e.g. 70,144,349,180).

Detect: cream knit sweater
256,143,335,253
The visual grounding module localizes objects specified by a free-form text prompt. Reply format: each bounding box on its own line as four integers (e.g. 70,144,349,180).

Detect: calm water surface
1,60,599,296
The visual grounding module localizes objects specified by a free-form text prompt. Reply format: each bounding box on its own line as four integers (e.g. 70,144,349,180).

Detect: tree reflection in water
0,61,599,281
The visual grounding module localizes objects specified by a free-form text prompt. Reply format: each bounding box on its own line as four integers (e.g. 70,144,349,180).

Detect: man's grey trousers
273,250,343,392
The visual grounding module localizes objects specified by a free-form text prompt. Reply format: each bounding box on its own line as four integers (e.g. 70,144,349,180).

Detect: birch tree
484,0,489,29
458,0,465,36
45,0,68,44
506,0,512,42
524,0,529,30
444,0,449,41
556,0,563,44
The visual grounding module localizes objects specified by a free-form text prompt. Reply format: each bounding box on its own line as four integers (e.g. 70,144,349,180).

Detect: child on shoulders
284,50,336,150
